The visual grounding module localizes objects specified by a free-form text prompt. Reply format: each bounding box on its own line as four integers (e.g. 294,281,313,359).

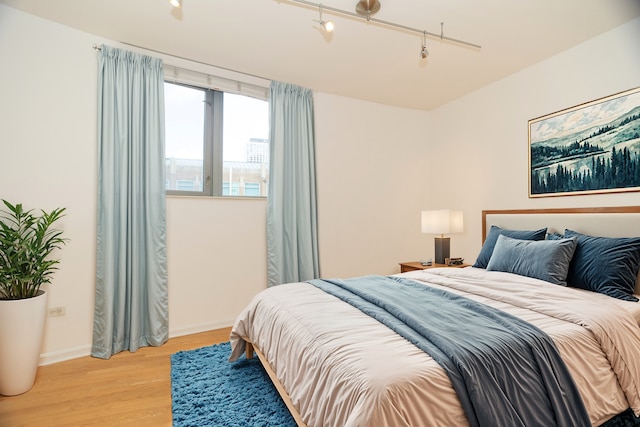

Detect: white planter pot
0,290,48,396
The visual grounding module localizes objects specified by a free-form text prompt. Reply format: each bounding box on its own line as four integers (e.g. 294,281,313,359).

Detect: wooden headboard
482,206,640,293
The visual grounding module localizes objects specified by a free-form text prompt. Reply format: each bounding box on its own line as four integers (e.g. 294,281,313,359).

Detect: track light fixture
322,20,335,32
169,0,182,8
355,0,380,21
286,0,481,57
420,31,429,59
420,45,429,59
316,4,334,32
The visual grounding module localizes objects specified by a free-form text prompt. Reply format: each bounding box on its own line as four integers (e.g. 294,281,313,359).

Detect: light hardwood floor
0,327,232,427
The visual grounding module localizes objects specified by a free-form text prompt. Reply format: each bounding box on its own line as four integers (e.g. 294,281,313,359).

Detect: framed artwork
529,87,640,198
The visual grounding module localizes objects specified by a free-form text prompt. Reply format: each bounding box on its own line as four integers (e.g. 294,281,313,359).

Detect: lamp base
434,237,450,265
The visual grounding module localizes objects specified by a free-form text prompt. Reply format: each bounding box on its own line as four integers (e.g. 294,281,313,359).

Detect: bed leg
246,341,254,359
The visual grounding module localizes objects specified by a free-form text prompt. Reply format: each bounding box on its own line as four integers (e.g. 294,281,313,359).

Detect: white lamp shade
421,210,463,234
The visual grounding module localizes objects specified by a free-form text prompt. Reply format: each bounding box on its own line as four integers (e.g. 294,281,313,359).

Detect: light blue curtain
92,46,168,359
267,81,320,287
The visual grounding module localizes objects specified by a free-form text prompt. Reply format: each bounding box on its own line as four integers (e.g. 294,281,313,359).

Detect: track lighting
169,0,182,8
322,20,335,32
355,0,380,21
420,45,429,59
420,31,429,59
317,4,334,32
287,0,481,59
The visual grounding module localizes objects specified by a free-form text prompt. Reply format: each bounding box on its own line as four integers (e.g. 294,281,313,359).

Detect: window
244,182,261,197
164,81,269,197
176,180,197,191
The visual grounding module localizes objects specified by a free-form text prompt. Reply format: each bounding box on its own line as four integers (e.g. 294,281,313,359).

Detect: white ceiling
2,0,639,110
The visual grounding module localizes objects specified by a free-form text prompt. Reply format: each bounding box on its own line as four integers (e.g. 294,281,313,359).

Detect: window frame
164,80,269,198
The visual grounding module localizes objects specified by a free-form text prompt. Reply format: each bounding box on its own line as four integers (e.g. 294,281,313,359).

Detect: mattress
230,267,640,427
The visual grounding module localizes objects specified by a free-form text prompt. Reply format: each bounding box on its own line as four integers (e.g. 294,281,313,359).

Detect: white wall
427,17,640,264
0,5,99,362
165,197,268,337
0,5,430,363
314,93,431,277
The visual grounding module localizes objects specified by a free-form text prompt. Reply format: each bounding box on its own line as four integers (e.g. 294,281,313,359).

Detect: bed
229,207,640,426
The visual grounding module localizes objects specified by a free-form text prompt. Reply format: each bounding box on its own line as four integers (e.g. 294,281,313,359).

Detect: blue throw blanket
308,275,590,427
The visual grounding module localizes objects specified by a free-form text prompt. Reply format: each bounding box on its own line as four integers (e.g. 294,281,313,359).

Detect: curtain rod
91,43,271,85
285,0,481,50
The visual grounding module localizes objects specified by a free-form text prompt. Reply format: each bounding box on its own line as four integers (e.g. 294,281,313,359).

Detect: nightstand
399,261,470,273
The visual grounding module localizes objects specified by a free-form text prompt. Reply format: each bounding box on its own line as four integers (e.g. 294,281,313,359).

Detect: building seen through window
164,82,269,197
165,138,269,196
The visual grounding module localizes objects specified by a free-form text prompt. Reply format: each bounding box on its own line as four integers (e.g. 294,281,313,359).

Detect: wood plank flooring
0,327,232,427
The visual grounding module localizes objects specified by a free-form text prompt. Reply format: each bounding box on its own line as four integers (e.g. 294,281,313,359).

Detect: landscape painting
529,87,640,197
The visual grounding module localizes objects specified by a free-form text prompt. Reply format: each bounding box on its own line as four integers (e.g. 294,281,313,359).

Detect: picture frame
529,87,640,198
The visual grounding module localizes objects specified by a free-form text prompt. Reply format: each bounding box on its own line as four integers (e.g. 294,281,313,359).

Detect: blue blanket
308,275,590,427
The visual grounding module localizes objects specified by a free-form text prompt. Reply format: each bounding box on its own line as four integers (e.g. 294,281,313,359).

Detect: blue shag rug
172,342,640,427
171,341,296,427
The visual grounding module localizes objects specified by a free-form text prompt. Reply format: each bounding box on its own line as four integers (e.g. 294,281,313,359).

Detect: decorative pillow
564,229,640,302
486,234,578,285
546,232,564,240
473,225,548,269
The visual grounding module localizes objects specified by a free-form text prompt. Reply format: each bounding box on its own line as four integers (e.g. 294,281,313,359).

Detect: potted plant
0,200,67,396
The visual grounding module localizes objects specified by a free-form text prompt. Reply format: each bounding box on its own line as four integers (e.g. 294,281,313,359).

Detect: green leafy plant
0,200,67,300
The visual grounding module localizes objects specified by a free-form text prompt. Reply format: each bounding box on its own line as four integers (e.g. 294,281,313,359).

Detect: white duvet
230,267,640,427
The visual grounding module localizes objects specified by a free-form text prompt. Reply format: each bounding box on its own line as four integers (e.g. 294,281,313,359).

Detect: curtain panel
267,81,320,287
92,46,168,359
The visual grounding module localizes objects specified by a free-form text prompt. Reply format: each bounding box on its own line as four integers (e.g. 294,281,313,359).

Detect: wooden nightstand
399,261,470,273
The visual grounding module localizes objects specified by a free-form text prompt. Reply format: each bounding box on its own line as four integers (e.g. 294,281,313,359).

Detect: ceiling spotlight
322,19,335,32
317,4,334,32
169,0,182,8
420,45,429,59
420,31,429,59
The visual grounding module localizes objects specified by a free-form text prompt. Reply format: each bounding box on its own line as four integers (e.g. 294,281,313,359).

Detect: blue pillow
486,234,578,285
473,225,548,268
564,229,640,302
546,232,564,240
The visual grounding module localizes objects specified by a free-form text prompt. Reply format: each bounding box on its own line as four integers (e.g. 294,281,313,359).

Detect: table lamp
421,209,463,264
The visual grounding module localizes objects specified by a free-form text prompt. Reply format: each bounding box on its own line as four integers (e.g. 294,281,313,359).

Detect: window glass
164,83,205,193
244,182,261,197
222,93,269,197
164,82,269,197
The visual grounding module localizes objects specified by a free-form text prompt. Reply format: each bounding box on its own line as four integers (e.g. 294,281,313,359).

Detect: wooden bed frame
244,206,640,427
243,339,307,426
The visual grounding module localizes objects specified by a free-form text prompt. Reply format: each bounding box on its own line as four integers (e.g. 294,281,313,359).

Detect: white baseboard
38,320,235,366
168,319,235,339
40,345,92,366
